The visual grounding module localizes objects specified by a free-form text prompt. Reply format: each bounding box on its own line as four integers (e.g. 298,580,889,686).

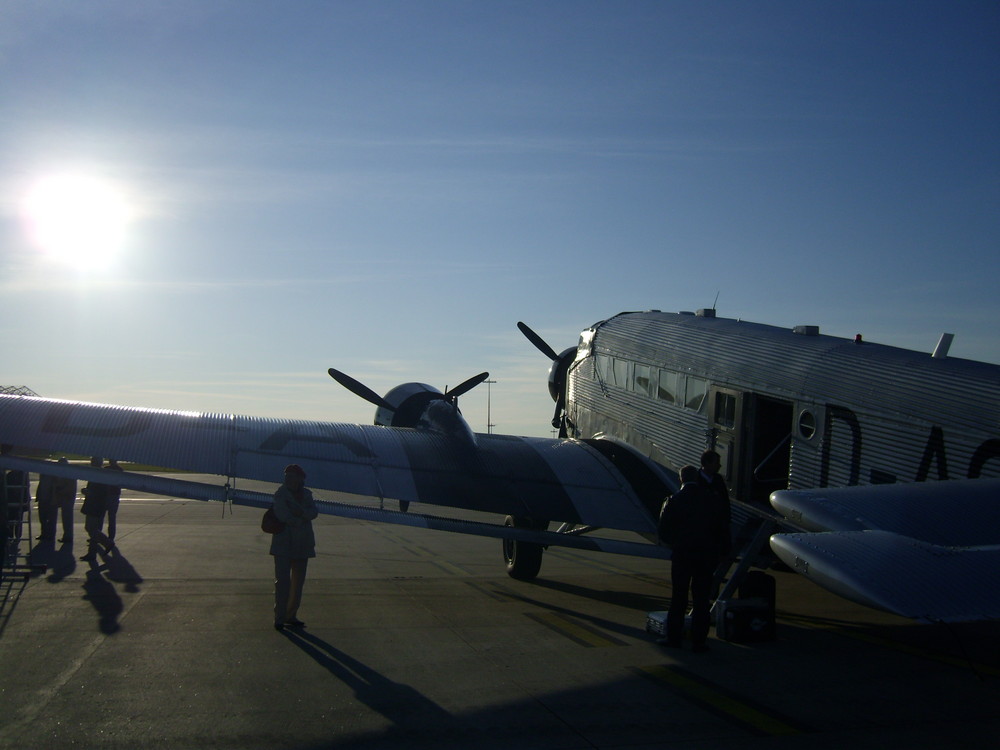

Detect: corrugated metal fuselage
565,311,1000,506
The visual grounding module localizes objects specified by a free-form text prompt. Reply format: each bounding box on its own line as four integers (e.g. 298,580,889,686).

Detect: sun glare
23,174,132,269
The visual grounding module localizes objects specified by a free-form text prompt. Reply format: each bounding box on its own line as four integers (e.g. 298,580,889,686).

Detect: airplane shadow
500,582,657,643
529,576,668,613
280,628,454,736
779,610,1000,674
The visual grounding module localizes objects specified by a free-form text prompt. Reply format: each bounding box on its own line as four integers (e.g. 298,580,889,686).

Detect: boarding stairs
2,469,37,580
710,498,793,610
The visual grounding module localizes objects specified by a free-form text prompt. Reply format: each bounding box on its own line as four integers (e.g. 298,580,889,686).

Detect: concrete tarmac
1,480,998,749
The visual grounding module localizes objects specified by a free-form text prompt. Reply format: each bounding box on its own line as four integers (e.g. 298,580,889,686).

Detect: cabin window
715,392,737,429
657,369,677,403
685,376,708,412
797,409,817,440
612,358,630,388
633,364,654,397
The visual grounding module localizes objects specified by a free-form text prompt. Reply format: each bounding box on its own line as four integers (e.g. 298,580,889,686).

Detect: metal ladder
2,469,35,579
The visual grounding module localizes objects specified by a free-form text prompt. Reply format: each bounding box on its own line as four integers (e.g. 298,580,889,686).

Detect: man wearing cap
270,464,318,630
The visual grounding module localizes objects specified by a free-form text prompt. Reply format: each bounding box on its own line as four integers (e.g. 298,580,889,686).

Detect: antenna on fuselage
932,333,955,359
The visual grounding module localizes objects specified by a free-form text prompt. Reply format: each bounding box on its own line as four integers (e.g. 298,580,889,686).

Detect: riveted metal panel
567,311,1000,488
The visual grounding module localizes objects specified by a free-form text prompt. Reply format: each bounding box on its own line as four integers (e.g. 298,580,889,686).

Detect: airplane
2,308,999,623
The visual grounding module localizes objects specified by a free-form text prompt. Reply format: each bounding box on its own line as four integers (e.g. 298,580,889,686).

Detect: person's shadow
281,628,453,735
103,548,144,593
45,539,77,583
78,546,143,632
81,563,123,635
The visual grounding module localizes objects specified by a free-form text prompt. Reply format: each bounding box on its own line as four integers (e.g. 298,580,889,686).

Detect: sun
23,174,132,269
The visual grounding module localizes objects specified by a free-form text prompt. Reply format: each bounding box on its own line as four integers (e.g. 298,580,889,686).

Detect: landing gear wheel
503,515,544,580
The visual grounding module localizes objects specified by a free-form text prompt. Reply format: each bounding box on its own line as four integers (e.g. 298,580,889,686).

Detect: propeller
444,371,490,403
517,321,559,362
328,368,394,411
517,321,574,437
328,368,490,410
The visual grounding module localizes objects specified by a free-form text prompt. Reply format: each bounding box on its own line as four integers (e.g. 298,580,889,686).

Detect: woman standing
270,464,318,630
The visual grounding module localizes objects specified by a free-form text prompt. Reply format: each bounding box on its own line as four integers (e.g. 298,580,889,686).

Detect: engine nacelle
548,347,577,404
374,382,476,445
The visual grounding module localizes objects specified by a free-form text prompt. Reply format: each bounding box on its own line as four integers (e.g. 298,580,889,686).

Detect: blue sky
2,1,997,437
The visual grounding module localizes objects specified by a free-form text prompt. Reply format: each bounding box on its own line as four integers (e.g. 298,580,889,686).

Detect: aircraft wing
769,480,1000,622
0,395,659,545
770,531,1000,623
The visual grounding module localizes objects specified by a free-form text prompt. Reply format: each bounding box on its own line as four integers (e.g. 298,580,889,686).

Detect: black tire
503,515,544,580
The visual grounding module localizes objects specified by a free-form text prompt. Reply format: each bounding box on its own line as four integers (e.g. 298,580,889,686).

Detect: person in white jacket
270,464,318,631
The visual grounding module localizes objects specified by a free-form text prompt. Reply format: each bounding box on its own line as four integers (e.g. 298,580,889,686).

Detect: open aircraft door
710,387,794,506
744,394,793,505
709,386,743,498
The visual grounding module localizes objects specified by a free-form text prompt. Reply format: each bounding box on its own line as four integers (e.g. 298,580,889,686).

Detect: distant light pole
485,379,497,433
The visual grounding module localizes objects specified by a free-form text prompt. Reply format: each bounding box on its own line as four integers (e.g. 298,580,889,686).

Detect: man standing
270,464,318,631
34,472,57,541
104,459,124,545
698,449,731,511
80,457,112,561
52,458,77,544
658,459,731,653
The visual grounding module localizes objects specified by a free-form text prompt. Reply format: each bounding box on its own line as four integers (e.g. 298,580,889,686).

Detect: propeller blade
328,368,394,411
446,371,490,401
517,321,559,361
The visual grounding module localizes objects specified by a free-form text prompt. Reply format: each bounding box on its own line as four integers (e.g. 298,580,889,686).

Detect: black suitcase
739,571,776,611
720,570,776,642
716,598,773,642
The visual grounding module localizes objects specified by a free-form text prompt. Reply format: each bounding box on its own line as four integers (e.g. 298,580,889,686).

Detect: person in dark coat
698,449,731,515
35,472,57,540
52,458,78,543
270,464,318,631
658,461,731,652
104,459,124,543
80,457,113,561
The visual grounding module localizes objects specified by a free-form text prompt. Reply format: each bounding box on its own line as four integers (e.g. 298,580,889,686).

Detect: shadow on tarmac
529,576,668,612
281,628,454,731
778,610,1000,678
0,574,28,638
41,539,77,583
30,538,144,635
82,565,123,634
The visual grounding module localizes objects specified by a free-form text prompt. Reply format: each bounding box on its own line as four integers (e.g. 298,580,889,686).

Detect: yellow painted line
778,613,1000,677
638,664,805,736
526,612,625,648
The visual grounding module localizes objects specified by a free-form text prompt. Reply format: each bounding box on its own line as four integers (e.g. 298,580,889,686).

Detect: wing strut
711,517,779,611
